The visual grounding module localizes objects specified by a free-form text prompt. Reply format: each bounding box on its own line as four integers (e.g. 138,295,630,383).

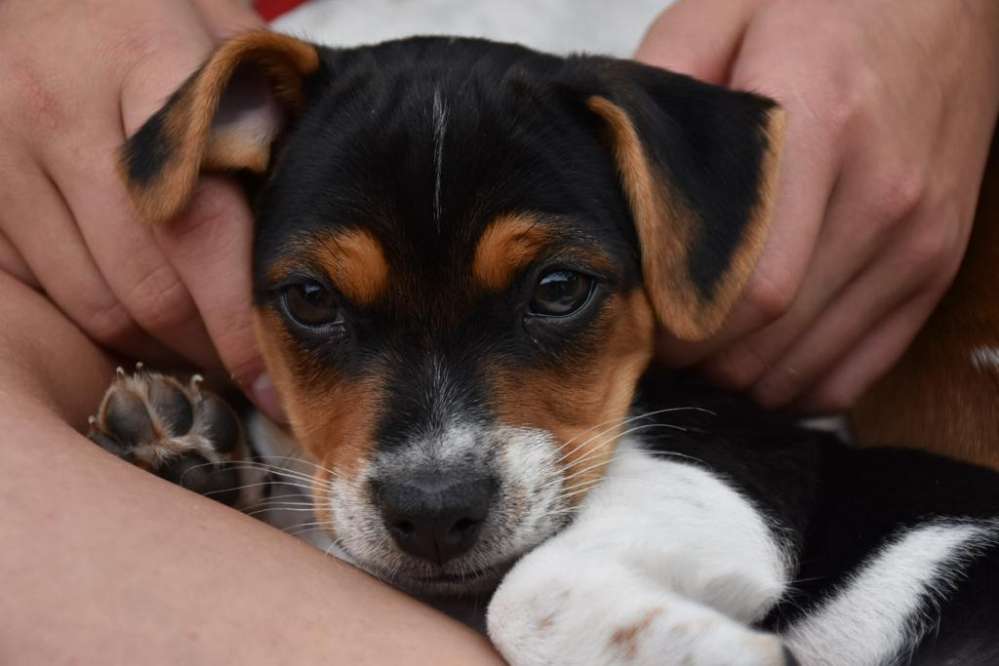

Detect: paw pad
88,365,245,504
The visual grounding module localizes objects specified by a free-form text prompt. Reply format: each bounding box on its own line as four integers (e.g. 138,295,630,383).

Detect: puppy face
122,33,782,594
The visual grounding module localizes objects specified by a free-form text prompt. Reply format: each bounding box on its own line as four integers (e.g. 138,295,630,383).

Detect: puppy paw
88,365,245,505
488,548,793,666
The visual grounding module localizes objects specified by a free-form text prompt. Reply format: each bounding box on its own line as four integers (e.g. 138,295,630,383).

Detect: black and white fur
486,375,999,665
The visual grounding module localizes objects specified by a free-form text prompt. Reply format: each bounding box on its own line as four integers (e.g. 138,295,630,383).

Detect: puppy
89,32,999,665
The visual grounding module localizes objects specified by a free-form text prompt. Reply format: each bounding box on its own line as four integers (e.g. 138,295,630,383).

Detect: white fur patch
432,88,448,230
556,439,790,620
327,421,567,595
488,438,790,665
785,521,996,665
970,346,999,373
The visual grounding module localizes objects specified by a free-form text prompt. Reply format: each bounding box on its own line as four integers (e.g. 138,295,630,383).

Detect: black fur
122,108,173,186
120,75,197,186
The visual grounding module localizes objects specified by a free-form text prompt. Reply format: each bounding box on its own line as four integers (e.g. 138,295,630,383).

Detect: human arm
0,273,504,665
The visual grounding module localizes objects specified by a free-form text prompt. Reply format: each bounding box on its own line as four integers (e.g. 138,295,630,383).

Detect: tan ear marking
121,31,320,224
587,95,784,341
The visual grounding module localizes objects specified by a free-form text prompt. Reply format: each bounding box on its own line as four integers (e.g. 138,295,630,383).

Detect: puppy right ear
120,31,321,224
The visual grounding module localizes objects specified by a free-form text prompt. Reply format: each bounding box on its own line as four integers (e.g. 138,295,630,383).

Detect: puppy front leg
487,439,797,666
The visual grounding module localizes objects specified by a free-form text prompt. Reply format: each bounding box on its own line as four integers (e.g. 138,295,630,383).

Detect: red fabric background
254,0,308,21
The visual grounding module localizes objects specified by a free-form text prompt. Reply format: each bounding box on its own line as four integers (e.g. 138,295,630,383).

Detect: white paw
487,545,790,666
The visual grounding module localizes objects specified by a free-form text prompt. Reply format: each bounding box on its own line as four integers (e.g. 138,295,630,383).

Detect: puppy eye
280,280,343,330
529,270,594,317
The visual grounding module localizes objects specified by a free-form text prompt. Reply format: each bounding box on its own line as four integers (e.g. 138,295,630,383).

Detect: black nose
375,475,497,564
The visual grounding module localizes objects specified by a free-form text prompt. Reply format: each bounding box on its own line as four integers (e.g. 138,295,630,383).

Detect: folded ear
120,31,321,224
577,58,784,341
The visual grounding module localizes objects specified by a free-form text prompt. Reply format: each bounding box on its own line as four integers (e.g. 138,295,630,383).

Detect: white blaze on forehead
970,346,999,372
432,87,448,230
378,421,481,470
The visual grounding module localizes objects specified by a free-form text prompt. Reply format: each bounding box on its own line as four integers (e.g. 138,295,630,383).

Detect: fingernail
251,373,287,423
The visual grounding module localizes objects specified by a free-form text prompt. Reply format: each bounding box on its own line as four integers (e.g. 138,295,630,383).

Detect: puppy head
122,33,782,594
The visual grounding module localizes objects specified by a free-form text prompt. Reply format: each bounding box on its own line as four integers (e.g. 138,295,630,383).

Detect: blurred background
269,0,672,58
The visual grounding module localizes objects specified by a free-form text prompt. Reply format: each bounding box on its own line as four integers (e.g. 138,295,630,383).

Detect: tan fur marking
123,31,320,224
610,608,664,659
309,229,391,305
254,309,382,480
267,229,390,305
492,289,655,504
587,96,784,341
474,213,550,290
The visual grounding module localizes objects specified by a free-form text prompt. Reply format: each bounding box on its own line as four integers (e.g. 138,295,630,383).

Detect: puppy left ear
577,58,784,341
120,31,321,224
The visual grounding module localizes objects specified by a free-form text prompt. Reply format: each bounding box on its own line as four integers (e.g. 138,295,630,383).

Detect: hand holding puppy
0,0,283,418
638,0,999,412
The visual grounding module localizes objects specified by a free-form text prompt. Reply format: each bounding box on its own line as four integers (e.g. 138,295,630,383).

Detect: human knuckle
903,227,951,278
820,87,862,138
872,168,927,224
812,385,854,414
746,276,794,324
808,57,874,136
123,264,197,332
80,297,139,346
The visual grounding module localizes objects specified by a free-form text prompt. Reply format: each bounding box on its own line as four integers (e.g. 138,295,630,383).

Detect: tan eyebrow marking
473,213,551,291
309,228,390,305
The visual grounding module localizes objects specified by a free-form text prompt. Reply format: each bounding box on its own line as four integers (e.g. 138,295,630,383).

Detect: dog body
89,33,999,665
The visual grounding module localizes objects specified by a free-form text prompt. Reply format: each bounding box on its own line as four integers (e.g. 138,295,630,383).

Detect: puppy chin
337,527,560,598
384,559,516,597
335,535,525,596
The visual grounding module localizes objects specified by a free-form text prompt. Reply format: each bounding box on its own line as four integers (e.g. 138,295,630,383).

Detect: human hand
637,0,999,412
0,0,285,418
